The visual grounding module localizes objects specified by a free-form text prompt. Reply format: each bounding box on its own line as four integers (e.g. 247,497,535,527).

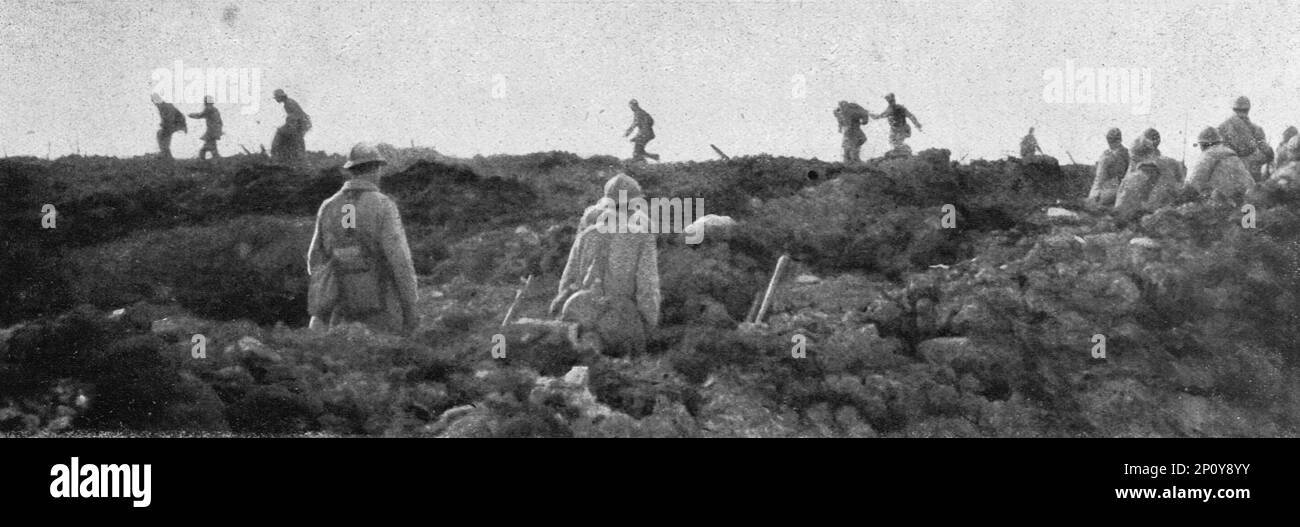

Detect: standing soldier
624,99,660,162
272,88,312,162
151,93,187,160
307,143,419,336
874,93,922,155
1020,127,1043,159
188,95,223,160
1088,128,1129,206
1217,96,1272,181
834,100,872,164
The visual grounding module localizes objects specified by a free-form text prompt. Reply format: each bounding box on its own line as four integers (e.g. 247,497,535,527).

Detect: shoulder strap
581,231,613,295
336,188,381,259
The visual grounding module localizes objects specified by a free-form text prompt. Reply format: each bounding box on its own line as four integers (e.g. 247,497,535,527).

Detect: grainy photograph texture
1,0,1297,438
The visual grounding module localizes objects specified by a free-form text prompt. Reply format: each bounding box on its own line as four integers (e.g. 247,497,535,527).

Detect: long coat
559,208,661,355
1189,144,1254,203
307,178,418,335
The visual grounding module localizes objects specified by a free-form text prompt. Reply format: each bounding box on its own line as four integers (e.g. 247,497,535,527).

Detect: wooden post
754,254,789,324
744,290,763,324
711,144,731,160
501,274,533,327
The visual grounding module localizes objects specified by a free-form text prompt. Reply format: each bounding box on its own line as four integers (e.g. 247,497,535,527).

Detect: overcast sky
2,0,1298,163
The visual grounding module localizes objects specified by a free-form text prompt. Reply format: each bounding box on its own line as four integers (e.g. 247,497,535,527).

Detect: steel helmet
343,142,388,169
203,95,215,104
1194,126,1222,146
1130,137,1156,159
1142,128,1160,145
1106,128,1122,141
1233,96,1251,111
603,172,644,200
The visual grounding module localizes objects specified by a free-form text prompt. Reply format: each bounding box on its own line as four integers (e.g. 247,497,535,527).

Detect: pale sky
3,0,1299,163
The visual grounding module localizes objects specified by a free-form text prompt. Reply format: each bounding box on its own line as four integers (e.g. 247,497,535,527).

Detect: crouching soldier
1189,127,1254,205
1114,138,1182,220
307,142,419,336
554,173,661,356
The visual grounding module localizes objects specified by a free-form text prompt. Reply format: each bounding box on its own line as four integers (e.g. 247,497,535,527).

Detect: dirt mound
69,215,315,325
382,160,540,231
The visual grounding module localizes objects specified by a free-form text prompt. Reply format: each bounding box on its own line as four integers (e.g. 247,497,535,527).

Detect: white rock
795,274,821,284
1129,237,1160,249
1046,207,1080,220
685,214,737,238
563,365,589,386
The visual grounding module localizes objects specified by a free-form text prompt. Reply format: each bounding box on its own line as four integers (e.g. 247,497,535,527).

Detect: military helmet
1106,128,1122,141
1130,137,1156,159
1194,126,1222,146
1233,96,1251,111
203,95,215,104
343,142,388,169
603,172,644,200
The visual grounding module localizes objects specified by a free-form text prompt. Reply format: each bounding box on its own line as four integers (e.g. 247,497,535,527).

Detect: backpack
561,232,612,327
560,232,647,356
326,189,385,317
1221,118,1257,157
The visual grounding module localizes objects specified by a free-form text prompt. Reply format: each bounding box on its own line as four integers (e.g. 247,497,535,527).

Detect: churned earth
2,147,1298,437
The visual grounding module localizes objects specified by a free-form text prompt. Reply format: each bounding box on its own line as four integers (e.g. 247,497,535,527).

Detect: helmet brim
344,159,388,170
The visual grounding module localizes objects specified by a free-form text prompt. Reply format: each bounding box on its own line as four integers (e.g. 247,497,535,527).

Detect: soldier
187,95,223,160
1189,127,1254,205
1217,96,1272,181
624,99,660,163
833,100,872,164
874,93,922,155
1088,128,1129,206
1020,127,1043,160
1274,126,1298,171
307,143,419,336
151,93,187,160
272,88,312,162
549,196,616,315
1114,138,1182,219
1140,127,1185,182
556,173,661,356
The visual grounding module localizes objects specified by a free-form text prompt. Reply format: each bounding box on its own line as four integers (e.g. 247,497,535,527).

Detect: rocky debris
530,366,616,420
225,336,283,363
150,315,211,336
698,373,798,437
